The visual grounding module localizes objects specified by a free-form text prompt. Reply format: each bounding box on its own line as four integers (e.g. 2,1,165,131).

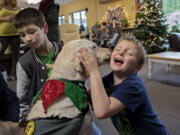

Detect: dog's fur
27,39,111,134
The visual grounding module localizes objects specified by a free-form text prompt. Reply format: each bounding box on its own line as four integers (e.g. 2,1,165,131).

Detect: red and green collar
33,79,88,113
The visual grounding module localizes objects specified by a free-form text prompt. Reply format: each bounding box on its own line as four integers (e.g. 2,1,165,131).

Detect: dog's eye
92,46,96,49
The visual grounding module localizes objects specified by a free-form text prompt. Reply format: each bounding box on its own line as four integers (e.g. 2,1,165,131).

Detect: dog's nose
106,48,112,55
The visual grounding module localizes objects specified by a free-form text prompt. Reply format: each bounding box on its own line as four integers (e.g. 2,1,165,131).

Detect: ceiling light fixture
26,0,41,4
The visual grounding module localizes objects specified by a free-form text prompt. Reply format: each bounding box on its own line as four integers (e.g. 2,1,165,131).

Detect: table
147,51,180,79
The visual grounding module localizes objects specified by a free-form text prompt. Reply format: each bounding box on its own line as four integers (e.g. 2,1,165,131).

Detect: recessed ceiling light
27,0,41,4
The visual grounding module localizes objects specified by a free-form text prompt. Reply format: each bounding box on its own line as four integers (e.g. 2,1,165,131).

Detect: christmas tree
133,0,168,54
101,5,130,28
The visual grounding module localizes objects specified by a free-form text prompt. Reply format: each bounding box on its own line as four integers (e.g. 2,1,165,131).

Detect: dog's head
49,39,111,81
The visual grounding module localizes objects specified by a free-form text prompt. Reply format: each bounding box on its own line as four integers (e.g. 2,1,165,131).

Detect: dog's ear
73,52,84,73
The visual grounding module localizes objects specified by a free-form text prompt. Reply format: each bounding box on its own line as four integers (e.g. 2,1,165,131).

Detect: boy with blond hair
79,36,168,135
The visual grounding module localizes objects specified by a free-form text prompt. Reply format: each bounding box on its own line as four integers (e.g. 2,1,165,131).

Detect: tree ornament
149,32,151,39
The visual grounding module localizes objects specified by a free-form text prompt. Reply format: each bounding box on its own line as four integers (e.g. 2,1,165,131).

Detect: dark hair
117,36,146,66
14,7,46,29
101,21,107,26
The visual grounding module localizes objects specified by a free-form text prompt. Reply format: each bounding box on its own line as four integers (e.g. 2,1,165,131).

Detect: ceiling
18,0,77,8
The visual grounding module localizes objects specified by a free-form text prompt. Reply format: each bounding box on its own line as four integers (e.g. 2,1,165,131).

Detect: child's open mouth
114,58,124,65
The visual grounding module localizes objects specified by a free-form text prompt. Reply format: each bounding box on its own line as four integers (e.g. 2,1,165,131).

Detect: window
73,12,81,25
163,0,180,30
163,0,180,14
59,16,65,25
69,9,88,32
81,10,87,30
165,11,180,30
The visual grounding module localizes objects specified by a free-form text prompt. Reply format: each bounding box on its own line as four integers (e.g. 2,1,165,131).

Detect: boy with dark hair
14,7,61,121
79,36,168,135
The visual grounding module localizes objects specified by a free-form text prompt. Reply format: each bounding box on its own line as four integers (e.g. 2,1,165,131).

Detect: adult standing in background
0,0,21,81
39,0,60,45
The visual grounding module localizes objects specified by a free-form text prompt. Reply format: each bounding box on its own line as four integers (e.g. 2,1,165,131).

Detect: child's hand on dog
79,48,99,74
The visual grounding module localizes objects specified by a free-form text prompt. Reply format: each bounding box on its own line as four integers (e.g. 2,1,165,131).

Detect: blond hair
117,36,146,66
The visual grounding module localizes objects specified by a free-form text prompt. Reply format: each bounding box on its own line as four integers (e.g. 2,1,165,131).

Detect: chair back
168,33,180,51
59,24,80,44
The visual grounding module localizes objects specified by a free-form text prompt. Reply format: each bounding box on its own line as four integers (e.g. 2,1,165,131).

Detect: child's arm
16,62,31,120
79,48,125,119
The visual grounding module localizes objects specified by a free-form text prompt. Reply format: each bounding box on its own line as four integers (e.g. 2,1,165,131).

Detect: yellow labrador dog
25,39,111,135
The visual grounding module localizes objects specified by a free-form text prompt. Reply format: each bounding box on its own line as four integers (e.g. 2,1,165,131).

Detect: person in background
79,36,168,135
39,0,60,45
79,24,89,39
0,72,19,122
79,24,85,37
91,22,98,35
0,0,21,81
101,21,107,32
100,24,113,47
100,24,113,41
79,24,85,33
14,7,61,123
91,23,102,45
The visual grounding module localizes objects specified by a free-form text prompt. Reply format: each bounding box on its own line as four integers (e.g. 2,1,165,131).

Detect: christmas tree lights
101,5,133,27
133,0,168,54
